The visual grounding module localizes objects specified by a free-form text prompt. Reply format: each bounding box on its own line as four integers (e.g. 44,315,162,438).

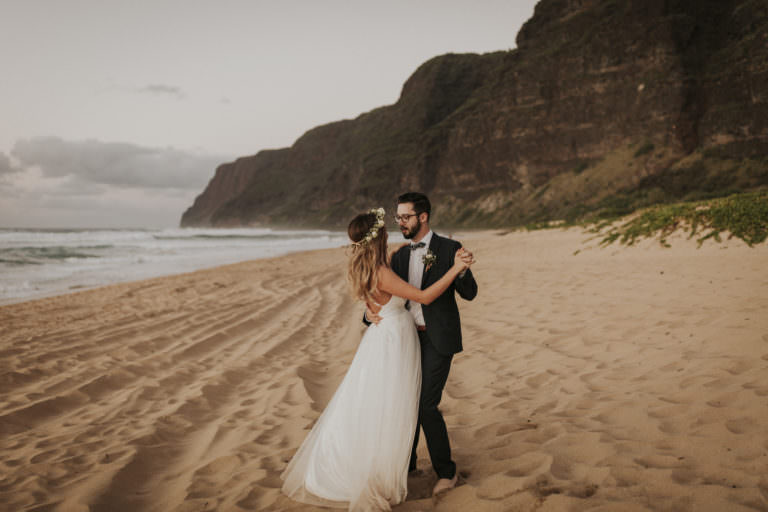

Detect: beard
401,219,421,239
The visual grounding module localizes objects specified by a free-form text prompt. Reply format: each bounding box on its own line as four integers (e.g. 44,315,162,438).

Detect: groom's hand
365,303,383,325
457,247,475,277
458,247,475,263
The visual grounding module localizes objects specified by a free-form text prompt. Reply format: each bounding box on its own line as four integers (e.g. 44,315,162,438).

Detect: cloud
138,84,185,99
10,136,226,190
0,137,233,227
0,185,196,228
95,83,186,99
0,152,22,175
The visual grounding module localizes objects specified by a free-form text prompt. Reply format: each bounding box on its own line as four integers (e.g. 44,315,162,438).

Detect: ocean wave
0,227,351,304
0,245,112,265
153,234,288,240
0,258,43,266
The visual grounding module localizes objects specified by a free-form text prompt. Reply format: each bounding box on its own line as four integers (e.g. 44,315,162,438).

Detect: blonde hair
347,212,388,304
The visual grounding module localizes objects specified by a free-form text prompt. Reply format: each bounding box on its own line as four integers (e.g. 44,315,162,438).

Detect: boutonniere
422,250,437,271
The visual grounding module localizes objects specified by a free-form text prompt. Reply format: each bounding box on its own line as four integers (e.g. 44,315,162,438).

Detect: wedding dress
281,295,421,511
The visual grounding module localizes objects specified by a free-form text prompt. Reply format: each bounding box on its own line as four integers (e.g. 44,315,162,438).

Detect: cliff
182,0,768,228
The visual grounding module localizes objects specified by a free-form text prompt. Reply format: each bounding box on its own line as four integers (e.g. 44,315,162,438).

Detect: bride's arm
377,252,469,306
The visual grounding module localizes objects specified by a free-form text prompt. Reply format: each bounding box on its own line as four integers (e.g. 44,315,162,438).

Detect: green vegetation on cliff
592,189,768,247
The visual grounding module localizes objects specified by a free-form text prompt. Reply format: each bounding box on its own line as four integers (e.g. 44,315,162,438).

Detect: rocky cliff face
182,0,768,228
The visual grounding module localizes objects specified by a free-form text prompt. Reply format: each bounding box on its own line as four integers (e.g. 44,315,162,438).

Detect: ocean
0,227,356,305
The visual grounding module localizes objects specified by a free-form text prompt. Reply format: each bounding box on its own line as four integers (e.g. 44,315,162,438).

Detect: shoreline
0,244,349,310
0,227,354,308
0,229,498,309
2,228,767,510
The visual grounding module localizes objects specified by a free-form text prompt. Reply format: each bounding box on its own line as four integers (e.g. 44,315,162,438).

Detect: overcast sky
0,0,538,228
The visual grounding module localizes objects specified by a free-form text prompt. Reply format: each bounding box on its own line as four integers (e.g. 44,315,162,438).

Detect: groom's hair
397,192,431,221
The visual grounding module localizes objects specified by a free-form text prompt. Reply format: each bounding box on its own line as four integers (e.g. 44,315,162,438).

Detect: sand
1,227,767,512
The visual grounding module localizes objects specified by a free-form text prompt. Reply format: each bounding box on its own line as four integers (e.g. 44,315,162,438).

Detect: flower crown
351,207,386,247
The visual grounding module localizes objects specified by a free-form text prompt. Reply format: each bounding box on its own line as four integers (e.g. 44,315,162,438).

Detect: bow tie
409,242,426,250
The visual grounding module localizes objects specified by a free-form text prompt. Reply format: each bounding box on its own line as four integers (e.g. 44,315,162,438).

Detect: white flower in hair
352,207,386,247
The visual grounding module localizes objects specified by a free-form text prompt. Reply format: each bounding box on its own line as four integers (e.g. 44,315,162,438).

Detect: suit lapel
395,246,409,282
420,233,440,289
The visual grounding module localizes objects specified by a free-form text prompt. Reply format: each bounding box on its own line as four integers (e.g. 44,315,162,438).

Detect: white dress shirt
407,230,433,327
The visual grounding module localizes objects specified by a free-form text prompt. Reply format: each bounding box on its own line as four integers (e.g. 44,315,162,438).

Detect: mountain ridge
182,0,768,229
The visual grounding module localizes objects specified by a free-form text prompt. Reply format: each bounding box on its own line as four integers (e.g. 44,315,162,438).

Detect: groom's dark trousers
391,232,478,479
411,329,455,477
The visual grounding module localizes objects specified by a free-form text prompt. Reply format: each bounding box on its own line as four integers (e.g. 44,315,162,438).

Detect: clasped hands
366,246,476,325
455,247,476,271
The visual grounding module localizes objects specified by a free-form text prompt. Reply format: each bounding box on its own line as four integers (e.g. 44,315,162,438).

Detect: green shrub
597,189,768,247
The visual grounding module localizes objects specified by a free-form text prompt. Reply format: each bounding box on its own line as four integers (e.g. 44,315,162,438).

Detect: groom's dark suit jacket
391,232,478,356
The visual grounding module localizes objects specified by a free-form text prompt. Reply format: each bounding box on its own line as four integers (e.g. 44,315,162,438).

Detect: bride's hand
365,302,383,325
453,248,474,271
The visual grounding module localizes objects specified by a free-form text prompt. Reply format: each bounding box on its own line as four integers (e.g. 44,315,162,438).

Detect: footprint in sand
496,398,521,411
742,381,768,397
525,372,552,389
504,452,551,477
236,486,279,510
577,484,599,498
489,444,529,462
30,449,60,464
671,467,697,485
725,417,757,435
703,378,729,389
648,404,689,418
256,473,283,489
532,400,558,415
476,472,528,500
531,477,598,500
522,424,563,445
658,420,681,435
725,360,753,375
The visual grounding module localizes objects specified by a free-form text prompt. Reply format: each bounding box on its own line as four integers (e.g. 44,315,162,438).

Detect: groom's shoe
432,472,458,496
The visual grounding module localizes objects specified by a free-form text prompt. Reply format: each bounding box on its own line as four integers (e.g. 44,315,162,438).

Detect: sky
0,0,538,228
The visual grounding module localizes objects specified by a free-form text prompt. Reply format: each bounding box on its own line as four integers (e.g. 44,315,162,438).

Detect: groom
366,192,478,495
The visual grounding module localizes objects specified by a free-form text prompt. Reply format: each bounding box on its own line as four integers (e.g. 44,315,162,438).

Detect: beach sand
1,227,767,511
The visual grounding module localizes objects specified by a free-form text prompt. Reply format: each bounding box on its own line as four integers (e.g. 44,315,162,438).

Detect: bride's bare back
366,279,392,314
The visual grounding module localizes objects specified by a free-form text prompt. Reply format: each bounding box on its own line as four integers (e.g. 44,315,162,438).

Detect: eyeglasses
393,213,421,223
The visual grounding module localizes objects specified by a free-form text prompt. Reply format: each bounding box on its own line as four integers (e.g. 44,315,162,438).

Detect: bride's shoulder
376,265,399,285
377,264,395,276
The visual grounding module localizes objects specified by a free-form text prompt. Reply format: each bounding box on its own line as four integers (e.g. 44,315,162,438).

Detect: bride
281,207,473,511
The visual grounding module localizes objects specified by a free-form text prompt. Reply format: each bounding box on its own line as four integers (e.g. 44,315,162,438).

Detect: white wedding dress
281,295,421,511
